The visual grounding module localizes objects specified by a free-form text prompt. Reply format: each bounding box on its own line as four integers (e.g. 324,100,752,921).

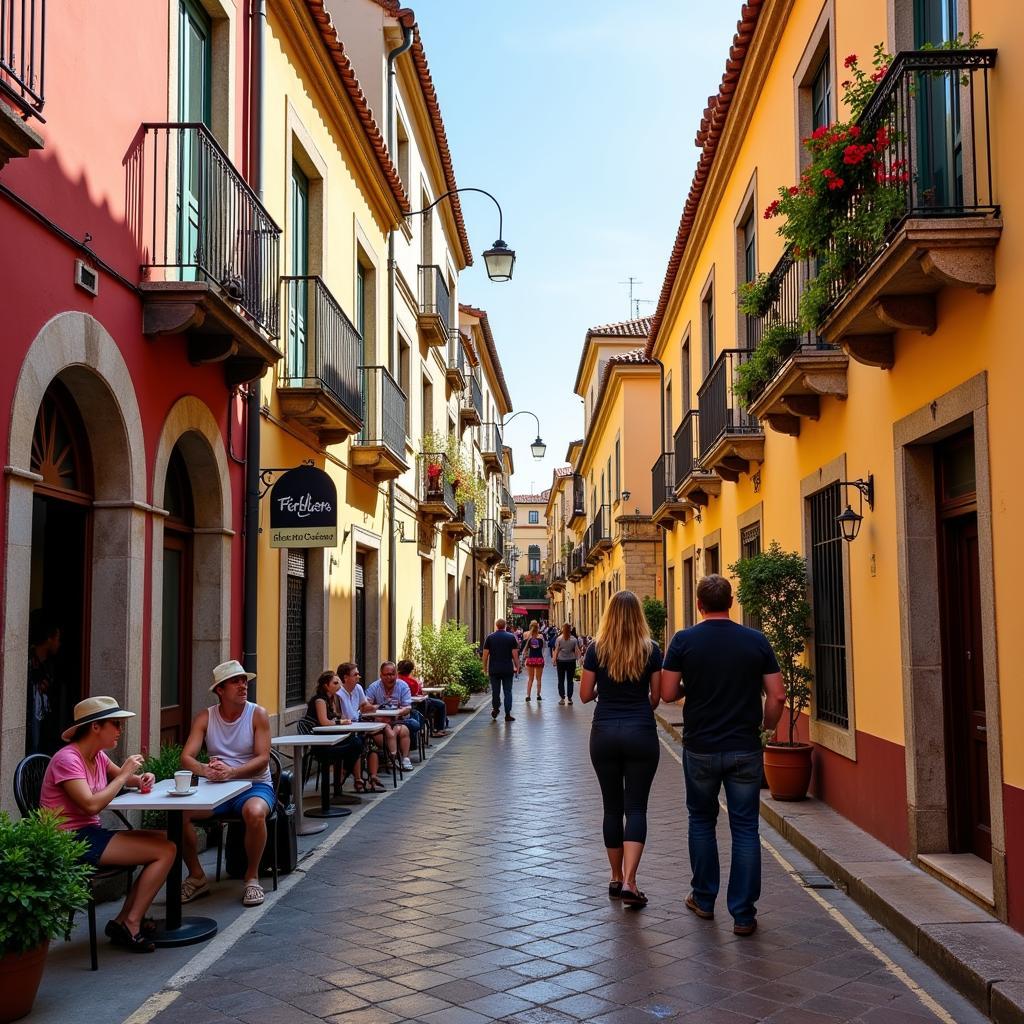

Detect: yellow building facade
564,320,664,637
644,0,1022,932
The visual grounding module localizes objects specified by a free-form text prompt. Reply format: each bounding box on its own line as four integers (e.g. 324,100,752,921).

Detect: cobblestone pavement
147,664,985,1024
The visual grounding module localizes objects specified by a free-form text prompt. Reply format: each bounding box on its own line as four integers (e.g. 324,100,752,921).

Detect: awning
511,607,528,614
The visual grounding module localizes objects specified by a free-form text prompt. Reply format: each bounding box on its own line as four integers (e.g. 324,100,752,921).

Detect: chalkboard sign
269,465,338,548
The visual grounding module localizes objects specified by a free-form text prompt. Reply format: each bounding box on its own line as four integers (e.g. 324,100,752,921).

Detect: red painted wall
1004,784,1024,932
0,2,254,742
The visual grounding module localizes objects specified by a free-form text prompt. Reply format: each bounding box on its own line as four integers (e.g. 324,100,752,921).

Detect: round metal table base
331,792,362,805
150,916,218,947
305,806,351,819
296,821,327,836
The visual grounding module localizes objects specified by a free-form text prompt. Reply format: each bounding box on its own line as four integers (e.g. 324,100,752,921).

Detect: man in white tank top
179,660,273,907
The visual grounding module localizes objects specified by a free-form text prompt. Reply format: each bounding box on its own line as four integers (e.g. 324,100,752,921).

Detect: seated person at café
397,659,448,736
39,696,175,953
336,662,385,791
180,660,274,908
365,660,417,771
303,669,363,794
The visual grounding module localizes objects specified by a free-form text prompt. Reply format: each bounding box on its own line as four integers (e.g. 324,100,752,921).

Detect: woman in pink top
39,697,175,953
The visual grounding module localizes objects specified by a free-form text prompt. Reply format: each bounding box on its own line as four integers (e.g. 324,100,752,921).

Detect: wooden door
159,533,193,747
177,0,211,275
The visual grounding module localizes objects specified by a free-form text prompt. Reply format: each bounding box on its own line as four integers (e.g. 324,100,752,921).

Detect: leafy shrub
443,679,470,704
459,657,490,694
642,596,667,647
0,810,92,953
417,620,476,690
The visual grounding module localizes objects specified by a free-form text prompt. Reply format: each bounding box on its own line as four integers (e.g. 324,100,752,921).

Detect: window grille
809,483,848,727
285,550,307,707
740,522,762,629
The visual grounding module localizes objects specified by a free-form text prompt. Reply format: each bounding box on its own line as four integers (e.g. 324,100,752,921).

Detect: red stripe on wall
1004,783,1024,932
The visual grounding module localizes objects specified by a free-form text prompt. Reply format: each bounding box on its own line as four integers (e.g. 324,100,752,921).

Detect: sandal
180,876,209,903
620,888,648,908
242,881,265,907
608,882,623,899
368,776,386,792
105,920,156,953
353,778,366,793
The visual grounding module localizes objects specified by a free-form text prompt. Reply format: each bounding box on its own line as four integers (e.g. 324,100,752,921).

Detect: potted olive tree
730,542,814,800
0,810,92,1022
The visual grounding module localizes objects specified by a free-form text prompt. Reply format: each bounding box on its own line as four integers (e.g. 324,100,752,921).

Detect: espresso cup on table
174,770,192,793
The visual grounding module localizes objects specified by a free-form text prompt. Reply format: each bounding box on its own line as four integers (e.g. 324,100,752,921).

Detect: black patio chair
13,753,135,971
212,749,282,891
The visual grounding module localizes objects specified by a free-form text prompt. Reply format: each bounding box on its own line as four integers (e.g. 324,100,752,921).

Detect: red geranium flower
844,53,857,68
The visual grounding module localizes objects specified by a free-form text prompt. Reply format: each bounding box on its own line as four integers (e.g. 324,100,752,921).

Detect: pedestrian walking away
580,591,663,908
521,620,547,701
554,622,581,704
661,573,785,935
482,617,520,720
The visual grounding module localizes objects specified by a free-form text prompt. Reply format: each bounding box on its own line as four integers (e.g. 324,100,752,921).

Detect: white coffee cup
174,770,193,793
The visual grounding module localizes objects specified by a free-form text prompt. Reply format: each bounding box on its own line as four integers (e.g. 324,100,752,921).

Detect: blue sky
416,2,744,495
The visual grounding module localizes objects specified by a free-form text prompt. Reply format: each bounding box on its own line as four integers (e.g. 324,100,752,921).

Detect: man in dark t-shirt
482,618,520,721
661,574,785,936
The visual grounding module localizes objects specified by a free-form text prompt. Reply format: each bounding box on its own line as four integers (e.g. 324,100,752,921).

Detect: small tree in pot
730,542,814,800
0,810,92,1022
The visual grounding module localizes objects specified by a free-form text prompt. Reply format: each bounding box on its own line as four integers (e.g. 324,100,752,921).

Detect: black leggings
556,660,575,698
589,722,660,847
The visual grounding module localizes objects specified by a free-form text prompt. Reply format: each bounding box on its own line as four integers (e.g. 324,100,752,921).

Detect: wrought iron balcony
674,410,720,505
819,49,1001,368
651,452,690,528
460,370,482,428
697,349,764,482
744,249,847,436
481,422,503,475
417,264,452,347
137,123,282,384
585,504,612,562
446,334,467,391
548,561,566,592
278,276,362,444
418,452,456,520
474,517,504,565
517,582,548,600
443,497,475,540
0,0,45,166
568,474,586,528
568,543,587,580
500,485,515,521
351,365,408,481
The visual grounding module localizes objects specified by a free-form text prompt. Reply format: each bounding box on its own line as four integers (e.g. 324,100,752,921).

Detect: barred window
740,523,762,629
683,557,695,627
809,483,848,727
285,550,307,707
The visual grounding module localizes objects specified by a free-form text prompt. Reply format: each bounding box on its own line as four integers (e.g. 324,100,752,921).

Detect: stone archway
2,313,147,799
150,396,234,752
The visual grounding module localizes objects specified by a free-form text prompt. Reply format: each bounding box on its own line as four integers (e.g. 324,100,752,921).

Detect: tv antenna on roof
633,298,654,319
619,276,643,318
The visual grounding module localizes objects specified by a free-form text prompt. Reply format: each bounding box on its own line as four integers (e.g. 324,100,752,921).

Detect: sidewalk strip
656,733,957,1024
120,700,488,1024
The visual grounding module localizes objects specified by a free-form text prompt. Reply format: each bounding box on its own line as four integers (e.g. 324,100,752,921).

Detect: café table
311,722,387,797
270,733,351,831
112,777,251,947
422,687,444,695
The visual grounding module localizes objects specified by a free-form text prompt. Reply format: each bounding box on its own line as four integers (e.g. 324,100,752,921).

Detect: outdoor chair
212,749,283,891
13,753,135,971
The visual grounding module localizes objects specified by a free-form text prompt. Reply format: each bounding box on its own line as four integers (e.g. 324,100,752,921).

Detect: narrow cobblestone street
145,664,985,1024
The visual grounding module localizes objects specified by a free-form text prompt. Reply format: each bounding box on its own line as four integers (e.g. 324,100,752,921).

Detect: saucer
167,786,198,797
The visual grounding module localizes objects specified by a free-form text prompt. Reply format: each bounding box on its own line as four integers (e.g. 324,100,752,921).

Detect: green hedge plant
0,810,92,954
642,596,667,647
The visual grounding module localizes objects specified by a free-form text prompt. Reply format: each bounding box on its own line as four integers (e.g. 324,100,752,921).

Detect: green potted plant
0,810,92,1022
441,679,470,717
642,595,667,647
730,542,814,800
416,620,477,715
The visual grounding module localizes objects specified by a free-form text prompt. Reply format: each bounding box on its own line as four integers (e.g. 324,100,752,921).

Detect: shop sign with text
269,465,337,548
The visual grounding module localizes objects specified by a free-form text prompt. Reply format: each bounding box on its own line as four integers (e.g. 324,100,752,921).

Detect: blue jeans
683,748,763,925
490,672,513,714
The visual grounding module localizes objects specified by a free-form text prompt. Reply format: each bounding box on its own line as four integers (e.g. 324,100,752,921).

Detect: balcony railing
139,123,281,337
551,560,566,582
481,421,503,472
461,370,483,424
418,264,451,324
824,48,998,316
447,335,467,389
0,0,45,119
652,451,675,512
356,365,406,460
698,349,761,460
674,411,700,486
280,276,361,424
475,518,504,561
500,485,515,520
570,474,586,521
418,453,456,517
517,582,548,600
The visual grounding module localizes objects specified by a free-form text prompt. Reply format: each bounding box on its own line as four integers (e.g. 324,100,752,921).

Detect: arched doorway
159,444,195,746
27,381,93,755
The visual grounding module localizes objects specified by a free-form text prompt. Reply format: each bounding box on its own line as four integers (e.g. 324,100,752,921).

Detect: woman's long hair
561,622,571,639
593,591,653,683
528,620,540,635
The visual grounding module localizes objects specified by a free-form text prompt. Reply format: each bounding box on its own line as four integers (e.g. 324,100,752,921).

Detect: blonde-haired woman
521,620,546,701
580,591,662,907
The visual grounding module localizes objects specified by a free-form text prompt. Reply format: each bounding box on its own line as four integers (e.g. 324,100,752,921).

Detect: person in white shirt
336,662,384,792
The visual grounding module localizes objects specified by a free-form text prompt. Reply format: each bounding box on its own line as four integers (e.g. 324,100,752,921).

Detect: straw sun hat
61,696,135,742
210,659,256,693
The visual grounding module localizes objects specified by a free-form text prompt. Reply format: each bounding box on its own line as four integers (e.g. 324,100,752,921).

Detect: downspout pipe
385,20,413,658
653,356,669,638
242,0,267,697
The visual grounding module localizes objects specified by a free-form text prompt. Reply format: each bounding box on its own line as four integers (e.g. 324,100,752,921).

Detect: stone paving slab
62,668,992,1023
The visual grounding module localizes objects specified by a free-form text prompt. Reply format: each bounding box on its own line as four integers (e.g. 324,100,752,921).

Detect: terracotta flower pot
442,695,462,717
763,742,813,801
0,941,49,1023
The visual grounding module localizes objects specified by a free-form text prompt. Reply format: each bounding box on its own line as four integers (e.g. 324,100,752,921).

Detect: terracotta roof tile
303,0,409,214
513,492,549,503
367,1,473,266
644,0,765,359
586,316,653,339
460,303,513,412
553,466,573,478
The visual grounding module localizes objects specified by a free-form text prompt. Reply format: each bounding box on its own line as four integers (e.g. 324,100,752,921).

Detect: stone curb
653,710,1024,1024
